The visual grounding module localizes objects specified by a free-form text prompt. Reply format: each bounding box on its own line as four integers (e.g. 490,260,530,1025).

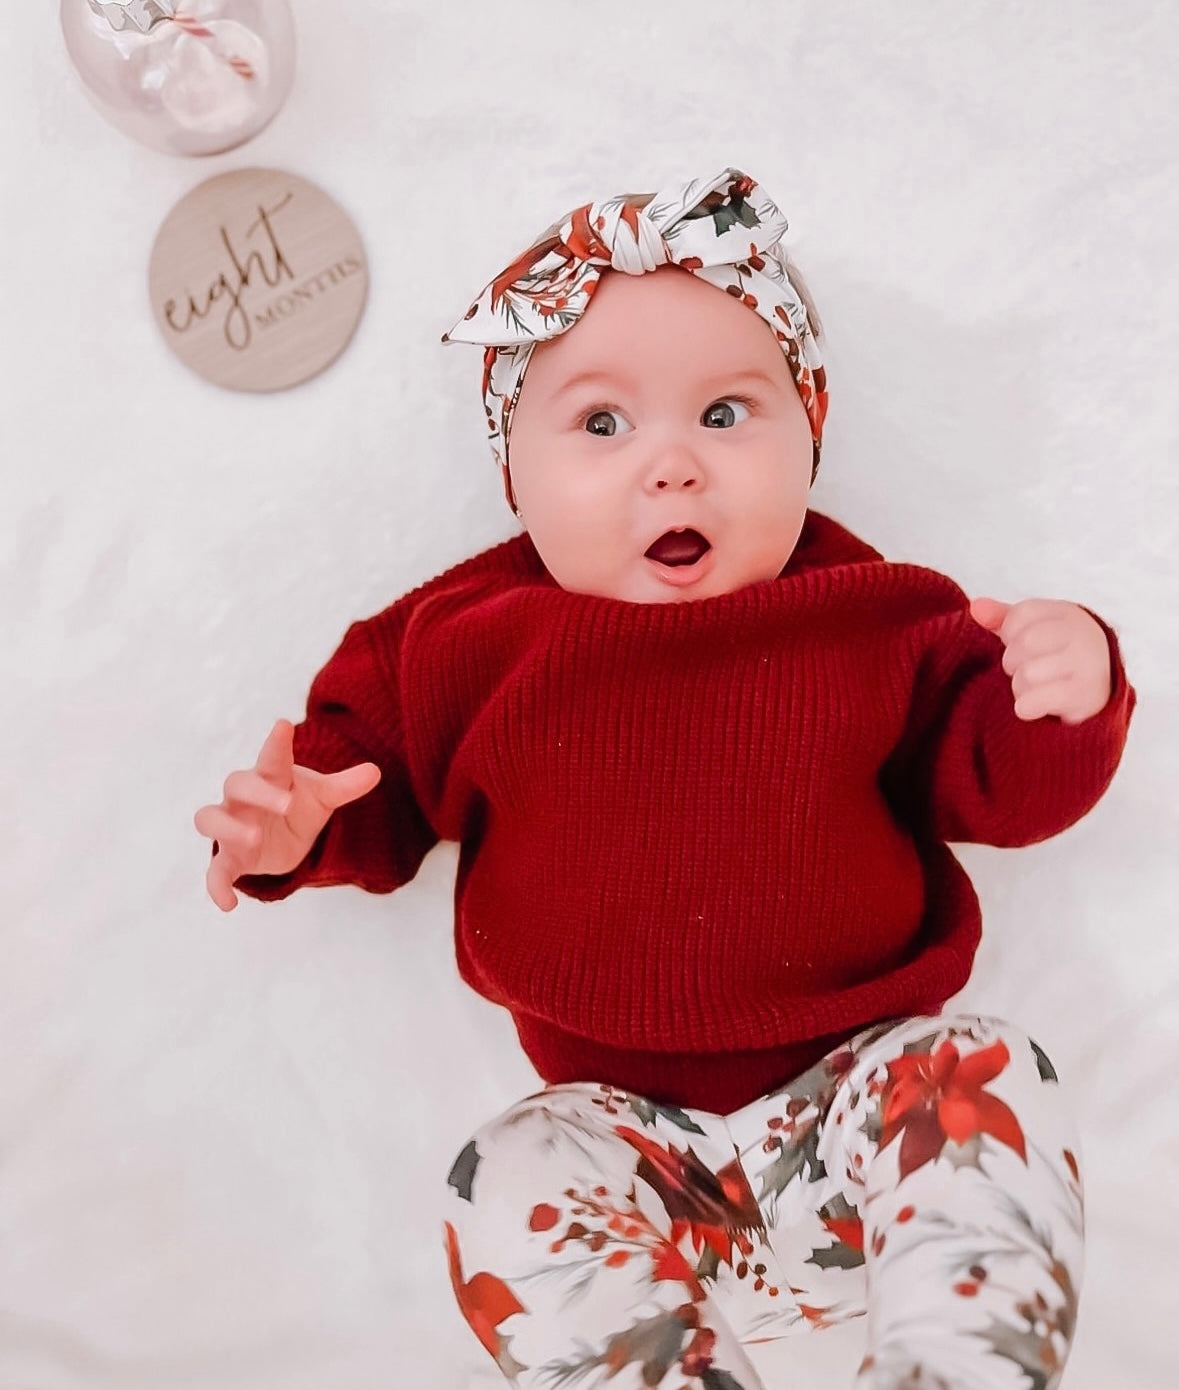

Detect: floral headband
441,167,829,487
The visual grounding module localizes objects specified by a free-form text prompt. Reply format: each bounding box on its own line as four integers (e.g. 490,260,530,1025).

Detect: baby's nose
651,448,701,490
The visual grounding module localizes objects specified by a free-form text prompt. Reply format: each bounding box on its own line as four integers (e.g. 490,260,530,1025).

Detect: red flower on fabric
564,203,624,263
879,1038,1028,1181
442,1220,527,1377
820,1214,864,1251
613,1124,765,1270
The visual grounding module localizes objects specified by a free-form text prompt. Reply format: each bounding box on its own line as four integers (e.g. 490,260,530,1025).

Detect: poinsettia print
441,1014,1084,1390
879,1036,1028,1180
443,1219,529,1380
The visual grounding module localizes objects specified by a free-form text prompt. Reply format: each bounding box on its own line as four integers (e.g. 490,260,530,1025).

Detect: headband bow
442,167,828,484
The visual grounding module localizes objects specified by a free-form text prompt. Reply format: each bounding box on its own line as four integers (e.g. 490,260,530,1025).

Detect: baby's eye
702,398,753,429
582,408,632,437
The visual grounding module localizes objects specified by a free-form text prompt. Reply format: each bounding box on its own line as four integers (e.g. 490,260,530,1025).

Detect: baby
194,169,1135,1390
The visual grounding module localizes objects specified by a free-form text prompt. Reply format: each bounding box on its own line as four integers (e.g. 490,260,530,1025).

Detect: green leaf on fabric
731,198,760,231
977,1315,1057,1390
701,1368,753,1390
695,1244,722,1284
807,1193,865,1268
1030,1038,1059,1084
807,1241,866,1270
776,1056,840,1110
819,1191,860,1224
446,1138,480,1202
756,1125,826,1201
627,1096,707,1135
901,1029,947,1058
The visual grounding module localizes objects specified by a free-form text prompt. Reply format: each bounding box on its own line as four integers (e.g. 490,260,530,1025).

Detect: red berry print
529,1203,560,1232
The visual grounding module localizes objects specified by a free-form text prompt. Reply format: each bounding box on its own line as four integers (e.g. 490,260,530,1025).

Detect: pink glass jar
61,0,296,156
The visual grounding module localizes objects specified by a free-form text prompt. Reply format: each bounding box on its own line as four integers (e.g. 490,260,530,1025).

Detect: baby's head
443,169,827,603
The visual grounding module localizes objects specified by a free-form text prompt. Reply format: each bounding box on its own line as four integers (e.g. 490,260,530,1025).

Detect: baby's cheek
532,517,621,594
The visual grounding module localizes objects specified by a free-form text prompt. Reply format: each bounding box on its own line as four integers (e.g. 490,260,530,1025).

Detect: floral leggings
441,1014,1084,1390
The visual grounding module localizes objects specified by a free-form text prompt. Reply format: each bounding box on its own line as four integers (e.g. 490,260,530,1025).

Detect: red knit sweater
233,511,1136,1113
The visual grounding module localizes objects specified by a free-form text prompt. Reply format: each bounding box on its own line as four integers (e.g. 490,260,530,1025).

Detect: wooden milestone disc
148,167,368,391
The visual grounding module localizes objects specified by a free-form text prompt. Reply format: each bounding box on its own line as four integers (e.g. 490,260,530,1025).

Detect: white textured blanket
3,2,1175,1387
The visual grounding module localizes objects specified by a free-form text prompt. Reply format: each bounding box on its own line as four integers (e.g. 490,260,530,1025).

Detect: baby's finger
1013,681,1074,721
994,599,1068,648
1000,629,1069,676
194,804,263,856
317,761,382,810
205,856,239,912
1009,653,1074,698
223,768,293,815
255,720,296,782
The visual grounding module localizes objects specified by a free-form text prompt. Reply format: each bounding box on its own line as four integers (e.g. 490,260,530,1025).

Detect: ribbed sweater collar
469,509,890,633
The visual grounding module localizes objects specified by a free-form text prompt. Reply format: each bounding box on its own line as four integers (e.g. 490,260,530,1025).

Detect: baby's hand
193,719,381,913
969,597,1112,725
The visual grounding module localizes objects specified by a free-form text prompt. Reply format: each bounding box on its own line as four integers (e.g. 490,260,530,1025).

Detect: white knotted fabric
441,167,829,487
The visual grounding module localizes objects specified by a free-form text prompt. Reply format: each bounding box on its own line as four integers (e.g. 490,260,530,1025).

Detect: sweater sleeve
879,599,1137,847
228,604,439,902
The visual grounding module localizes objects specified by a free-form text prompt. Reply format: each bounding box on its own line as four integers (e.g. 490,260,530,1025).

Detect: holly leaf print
707,200,762,238
755,1125,826,1202
694,1243,722,1284
701,1369,753,1390
540,1306,694,1387
760,1053,843,1120
808,1193,865,1270
731,196,761,231
790,1056,838,1102
900,1029,949,1059
861,1104,883,1147
446,1139,481,1202
1030,1038,1059,1084
808,1241,866,1271
977,1315,1058,1390
626,1096,708,1135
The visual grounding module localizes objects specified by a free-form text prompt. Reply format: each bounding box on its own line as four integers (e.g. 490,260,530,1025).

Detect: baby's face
506,264,814,603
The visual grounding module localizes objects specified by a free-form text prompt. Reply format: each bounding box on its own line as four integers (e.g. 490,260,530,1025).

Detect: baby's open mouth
644,528,712,567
